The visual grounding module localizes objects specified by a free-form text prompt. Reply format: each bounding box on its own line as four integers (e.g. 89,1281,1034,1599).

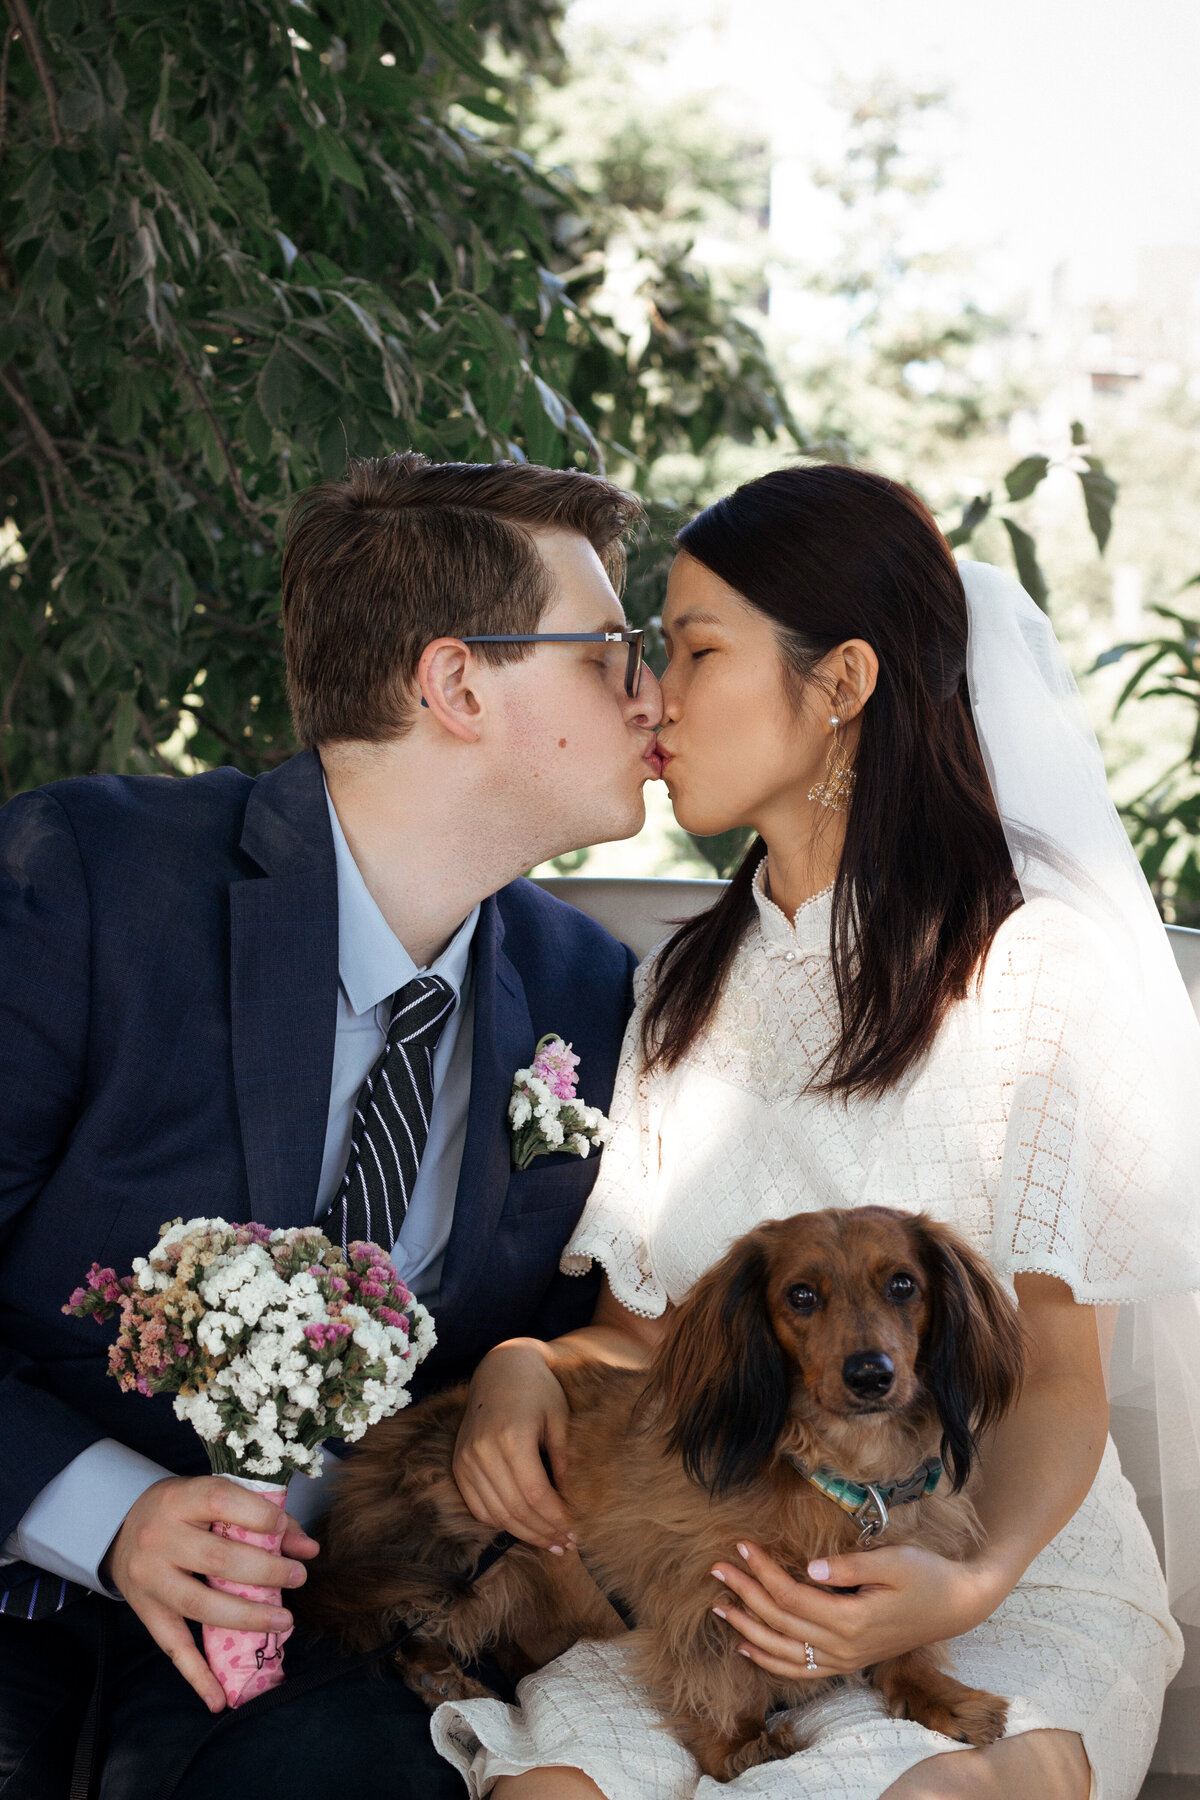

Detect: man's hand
452,1338,574,1551
104,1475,320,1711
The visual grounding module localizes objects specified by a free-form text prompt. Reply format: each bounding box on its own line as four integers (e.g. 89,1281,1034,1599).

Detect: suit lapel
230,753,339,1229
438,895,532,1319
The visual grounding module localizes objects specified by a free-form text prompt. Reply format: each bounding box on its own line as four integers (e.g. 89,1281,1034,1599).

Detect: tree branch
171,350,265,527
0,22,16,164
34,465,64,567
4,0,62,147
58,436,265,540
0,362,72,492
0,651,25,800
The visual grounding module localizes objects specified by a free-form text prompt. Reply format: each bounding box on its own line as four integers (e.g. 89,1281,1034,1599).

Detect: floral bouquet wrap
65,1218,435,1706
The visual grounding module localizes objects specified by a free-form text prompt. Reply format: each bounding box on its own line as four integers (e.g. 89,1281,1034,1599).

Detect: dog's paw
396,1639,499,1708
914,1686,1009,1748
710,1716,811,1782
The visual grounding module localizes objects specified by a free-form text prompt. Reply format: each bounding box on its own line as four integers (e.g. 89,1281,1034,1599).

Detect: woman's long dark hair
641,465,1019,1099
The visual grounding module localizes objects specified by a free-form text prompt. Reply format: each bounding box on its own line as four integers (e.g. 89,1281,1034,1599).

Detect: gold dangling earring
808,713,856,813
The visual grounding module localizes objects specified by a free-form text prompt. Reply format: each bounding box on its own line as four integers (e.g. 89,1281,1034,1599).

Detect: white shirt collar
751,856,835,959
324,785,480,1018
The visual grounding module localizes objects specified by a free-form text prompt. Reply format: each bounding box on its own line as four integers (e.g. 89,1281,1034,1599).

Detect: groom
0,452,662,1797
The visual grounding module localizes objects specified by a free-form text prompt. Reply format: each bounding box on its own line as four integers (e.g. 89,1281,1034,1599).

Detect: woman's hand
453,1337,575,1552
708,1541,1004,1681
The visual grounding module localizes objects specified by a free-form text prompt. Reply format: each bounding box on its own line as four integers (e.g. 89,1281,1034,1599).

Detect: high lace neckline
750,857,834,959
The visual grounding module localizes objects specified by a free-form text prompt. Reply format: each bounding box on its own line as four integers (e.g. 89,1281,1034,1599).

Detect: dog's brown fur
299,1207,1026,1781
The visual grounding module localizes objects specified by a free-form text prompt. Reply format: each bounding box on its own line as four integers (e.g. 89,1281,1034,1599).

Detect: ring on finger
804,1641,817,1673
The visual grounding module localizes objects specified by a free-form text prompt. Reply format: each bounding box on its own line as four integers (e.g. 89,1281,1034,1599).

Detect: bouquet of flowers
508,1034,613,1170
65,1218,434,1706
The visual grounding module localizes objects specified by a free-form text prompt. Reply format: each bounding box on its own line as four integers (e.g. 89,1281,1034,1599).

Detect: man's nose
842,1350,895,1399
631,662,664,728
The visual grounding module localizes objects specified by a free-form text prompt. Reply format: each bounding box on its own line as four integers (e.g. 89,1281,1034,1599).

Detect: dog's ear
913,1217,1027,1491
642,1231,790,1496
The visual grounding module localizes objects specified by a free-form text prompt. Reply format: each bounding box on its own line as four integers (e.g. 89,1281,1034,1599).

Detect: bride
432,465,1200,1800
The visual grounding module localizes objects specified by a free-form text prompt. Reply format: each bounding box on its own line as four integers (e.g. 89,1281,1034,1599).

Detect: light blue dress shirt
3,788,481,1587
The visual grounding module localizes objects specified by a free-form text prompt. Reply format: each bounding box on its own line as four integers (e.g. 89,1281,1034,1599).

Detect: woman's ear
642,1231,790,1496
914,1218,1027,1491
823,638,879,724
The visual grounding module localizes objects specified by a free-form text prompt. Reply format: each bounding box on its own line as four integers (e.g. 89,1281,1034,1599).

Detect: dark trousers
0,1595,468,1800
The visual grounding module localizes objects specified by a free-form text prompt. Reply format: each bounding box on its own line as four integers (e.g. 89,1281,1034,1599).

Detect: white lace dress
433,874,1184,1800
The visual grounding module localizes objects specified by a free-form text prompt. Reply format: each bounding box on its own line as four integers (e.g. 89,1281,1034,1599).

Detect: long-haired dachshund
300,1206,1025,1781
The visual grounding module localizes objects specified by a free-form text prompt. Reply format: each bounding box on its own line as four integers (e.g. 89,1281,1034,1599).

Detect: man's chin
562,796,647,855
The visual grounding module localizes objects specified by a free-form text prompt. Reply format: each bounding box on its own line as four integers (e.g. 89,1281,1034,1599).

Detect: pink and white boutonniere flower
508,1034,613,1170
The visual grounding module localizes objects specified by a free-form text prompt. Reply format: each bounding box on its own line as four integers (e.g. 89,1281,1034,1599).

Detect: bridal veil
961,560,1200,1728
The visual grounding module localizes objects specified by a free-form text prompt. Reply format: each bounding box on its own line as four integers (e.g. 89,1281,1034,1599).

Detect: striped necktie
321,973,456,1254
0,1559,83,1620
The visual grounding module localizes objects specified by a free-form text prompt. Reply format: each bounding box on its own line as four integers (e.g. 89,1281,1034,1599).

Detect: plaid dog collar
786,1455,943,1545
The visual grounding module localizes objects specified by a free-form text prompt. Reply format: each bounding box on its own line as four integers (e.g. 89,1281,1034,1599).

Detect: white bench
535,876,1200,1794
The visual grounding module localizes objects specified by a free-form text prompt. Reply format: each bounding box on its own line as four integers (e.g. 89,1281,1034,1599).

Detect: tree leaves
59,88,103,131
256,342,304,428
944,431,1119,612
1000,518,1048,611
1003,454,1049,503
1078,457,1117,554
945,492,991,549
0,0,794,795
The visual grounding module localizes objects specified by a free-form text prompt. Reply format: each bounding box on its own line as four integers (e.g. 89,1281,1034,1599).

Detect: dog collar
786,1455,943,1545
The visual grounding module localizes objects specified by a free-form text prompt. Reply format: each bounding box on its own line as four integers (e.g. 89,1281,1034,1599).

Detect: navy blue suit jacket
0,751,636,1539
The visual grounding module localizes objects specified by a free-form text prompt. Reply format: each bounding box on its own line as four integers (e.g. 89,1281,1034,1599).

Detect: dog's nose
842,1350,895,1398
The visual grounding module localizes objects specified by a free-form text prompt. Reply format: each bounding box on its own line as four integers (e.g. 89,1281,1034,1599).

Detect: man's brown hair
281,451,643,748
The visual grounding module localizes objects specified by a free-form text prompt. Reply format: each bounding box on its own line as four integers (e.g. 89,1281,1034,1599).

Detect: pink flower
235,1222,273,1247
531,1036,580,1102
303,1321,352,1351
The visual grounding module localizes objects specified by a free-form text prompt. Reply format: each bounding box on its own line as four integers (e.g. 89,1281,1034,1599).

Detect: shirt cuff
2,1438,171,1597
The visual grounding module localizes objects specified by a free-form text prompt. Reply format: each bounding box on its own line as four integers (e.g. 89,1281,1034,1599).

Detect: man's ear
417,639,483,743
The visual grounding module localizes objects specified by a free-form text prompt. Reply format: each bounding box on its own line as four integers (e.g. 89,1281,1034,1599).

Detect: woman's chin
668,798,746,840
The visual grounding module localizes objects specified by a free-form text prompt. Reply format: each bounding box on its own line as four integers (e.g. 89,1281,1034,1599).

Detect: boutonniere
508,1035,613,1171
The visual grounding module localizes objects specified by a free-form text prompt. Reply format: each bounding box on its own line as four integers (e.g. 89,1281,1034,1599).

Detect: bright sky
566,0,1200,306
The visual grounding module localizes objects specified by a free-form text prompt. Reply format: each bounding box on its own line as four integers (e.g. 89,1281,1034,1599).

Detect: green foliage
685,825,754,880
0,0,795,793
1092,594,1200,924
942,423,1117,611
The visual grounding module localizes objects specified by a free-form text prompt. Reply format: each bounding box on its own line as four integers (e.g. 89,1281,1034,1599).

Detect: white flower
173,1391,223,1441
410,1306,438,1358
508,1041,611,1170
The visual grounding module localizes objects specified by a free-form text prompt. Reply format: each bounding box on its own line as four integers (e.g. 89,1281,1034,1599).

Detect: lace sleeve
560,958,668,1318
983,898,1192,1300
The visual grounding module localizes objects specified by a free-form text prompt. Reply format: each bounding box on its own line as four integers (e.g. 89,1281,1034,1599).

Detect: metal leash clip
854,1482,890,1545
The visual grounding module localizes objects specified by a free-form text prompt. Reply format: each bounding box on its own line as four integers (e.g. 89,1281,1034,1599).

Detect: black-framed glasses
461,628,645,697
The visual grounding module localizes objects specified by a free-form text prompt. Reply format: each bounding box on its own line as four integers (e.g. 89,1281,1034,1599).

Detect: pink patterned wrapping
201,1482,292,1708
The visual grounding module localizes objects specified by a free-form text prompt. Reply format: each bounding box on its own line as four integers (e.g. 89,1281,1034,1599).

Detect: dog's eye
886,1272,917,1301
785,1283,818,1313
